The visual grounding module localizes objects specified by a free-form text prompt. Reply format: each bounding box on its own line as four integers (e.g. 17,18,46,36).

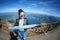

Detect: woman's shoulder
15,18,19,22
24,18,28,21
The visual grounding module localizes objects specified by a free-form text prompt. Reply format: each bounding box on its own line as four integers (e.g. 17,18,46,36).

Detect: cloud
0,8,19,13
0,7,60,17
26,7,31,9
24,8,60,17
31,4,37,6
39,1,54,6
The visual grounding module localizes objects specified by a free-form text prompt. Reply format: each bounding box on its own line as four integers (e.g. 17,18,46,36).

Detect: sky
0,0,60,17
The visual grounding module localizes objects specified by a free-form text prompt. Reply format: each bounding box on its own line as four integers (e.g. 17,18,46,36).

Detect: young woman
10,9,28,40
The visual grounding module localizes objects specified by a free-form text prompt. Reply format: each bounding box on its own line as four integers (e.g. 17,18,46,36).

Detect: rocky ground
0,26,60,40
27,26,60,40
0,18,60,40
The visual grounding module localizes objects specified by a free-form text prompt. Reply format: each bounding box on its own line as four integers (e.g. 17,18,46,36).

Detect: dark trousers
10,30,18,40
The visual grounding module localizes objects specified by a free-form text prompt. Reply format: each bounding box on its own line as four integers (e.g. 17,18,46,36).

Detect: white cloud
24,8,60,17
24,8,50,14
0,8,19,13
39,1,53,6
26,7,31,9
0,7,60,17
31,4,37,6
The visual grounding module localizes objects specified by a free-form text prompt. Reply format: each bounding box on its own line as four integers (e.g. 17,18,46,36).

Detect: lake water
0,12,60,25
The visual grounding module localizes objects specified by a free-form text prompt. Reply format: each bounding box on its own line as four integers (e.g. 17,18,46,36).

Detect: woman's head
18,9,24,19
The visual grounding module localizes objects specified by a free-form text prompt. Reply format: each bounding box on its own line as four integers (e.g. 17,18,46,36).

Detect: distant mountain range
0,12,60,24
26,13,60,24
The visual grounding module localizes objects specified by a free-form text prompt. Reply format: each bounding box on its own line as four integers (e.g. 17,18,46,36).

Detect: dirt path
0,26,60,40
27,26,60,40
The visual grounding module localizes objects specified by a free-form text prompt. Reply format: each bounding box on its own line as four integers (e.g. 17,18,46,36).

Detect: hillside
0,18,60,40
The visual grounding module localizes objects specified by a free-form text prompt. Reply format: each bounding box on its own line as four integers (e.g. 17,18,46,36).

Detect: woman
10,9,28,40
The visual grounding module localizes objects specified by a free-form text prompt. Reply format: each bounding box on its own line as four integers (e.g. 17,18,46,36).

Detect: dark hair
18,9,24,15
